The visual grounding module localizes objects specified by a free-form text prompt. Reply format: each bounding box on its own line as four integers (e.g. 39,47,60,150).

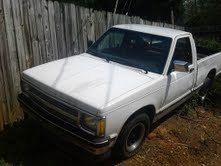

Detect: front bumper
18,93,115,155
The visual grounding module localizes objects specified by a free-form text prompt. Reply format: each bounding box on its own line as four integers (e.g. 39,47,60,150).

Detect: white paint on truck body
23,53,160,115
22,24,221,139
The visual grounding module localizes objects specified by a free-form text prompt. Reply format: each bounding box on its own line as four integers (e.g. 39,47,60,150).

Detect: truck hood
23,53,158,114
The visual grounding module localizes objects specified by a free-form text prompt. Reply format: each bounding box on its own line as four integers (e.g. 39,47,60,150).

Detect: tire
112,113,150,159
198,77,214,104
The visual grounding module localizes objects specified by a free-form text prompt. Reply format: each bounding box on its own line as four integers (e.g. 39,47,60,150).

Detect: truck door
163,36,196,106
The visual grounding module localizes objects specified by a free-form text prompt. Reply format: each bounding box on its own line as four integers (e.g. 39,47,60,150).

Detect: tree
59,0,184,24
184,0,221,26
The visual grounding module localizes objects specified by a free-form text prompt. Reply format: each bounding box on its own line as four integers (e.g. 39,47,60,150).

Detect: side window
169,37,193,72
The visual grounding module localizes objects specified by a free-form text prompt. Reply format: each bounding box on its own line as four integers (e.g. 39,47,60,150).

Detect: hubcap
126,123,145,152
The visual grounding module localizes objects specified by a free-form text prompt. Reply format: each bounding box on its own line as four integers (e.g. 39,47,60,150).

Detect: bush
195,38,221,51
0,159,10,166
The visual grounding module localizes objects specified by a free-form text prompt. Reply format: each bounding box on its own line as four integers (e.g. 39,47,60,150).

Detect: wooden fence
0,0,185,131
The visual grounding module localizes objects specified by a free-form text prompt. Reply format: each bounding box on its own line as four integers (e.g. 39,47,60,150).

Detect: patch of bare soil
116,107,221,166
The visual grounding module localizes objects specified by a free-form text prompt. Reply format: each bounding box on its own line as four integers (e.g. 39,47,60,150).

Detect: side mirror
173,60,189,72
87,40,94,48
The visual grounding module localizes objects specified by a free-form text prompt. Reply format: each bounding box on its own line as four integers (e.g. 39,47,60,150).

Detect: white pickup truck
18,24,221,158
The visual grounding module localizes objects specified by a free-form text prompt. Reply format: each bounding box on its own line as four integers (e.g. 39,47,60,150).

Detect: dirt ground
117,106,221,166
0,77,221,166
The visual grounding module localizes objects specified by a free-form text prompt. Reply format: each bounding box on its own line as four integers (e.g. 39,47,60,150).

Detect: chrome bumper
18,93,115,155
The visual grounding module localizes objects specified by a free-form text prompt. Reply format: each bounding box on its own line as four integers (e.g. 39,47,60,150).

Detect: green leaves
184,0,221,26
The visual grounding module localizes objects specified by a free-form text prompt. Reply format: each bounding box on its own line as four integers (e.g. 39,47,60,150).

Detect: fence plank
54,1,66,58
70,3,79,55
113,13,120,25
0,66,5,130
11,0,26,72
152,21,159,26
64,3,72,56
94,10,106,39
28,0,40,66
0,0,6,129
164,23,174,29
74,6,81,53
81,7,90,51
144,20,151,25
3,0,21,115
107,12,113,29
42,0,53,62
125,15,131,24
48,1,58,60
94,10,99,40
0,0,11,125
19,0,29,69
34,0,47,63
87,8,95,43
20,0,32,68
76,6,83,53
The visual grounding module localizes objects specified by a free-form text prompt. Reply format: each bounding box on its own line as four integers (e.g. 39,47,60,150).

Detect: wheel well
118,105,156,139
126,105,156,125
207,69,216,79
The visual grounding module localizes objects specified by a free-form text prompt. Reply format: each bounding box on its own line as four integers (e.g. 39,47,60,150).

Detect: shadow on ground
0,111,177,166
0,119,124,166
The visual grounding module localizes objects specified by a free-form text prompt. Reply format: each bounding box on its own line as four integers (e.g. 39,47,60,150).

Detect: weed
195,38,221,51
0,159,10,166
177,94,199,117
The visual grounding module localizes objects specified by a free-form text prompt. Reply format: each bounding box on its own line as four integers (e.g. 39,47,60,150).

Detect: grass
178,95,198,116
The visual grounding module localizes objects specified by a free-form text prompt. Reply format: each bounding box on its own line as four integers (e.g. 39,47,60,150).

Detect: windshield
87,28,172,74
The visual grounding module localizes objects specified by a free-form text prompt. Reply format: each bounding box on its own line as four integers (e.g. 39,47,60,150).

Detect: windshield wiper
103,54,110,63
87,50,110,63
127,66,148,74
87,50,148,73
109,56,148,74
110,60,148,74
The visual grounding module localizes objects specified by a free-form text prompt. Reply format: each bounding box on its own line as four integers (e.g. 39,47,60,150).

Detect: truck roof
113,24,190,38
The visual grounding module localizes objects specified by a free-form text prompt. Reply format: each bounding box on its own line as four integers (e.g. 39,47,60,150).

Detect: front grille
27,86,79,126
19,93,96,141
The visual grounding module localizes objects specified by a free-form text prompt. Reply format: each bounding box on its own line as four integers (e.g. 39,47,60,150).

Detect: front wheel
112,113,150,158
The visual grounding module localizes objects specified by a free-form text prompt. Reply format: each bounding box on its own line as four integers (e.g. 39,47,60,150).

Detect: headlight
80,113,106,137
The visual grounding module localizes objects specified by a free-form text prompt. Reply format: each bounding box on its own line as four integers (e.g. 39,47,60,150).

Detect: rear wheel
112,113,150,158
198,77,214,104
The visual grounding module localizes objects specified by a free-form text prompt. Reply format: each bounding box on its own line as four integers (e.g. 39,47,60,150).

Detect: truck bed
196,47,221,89
197,46,218,60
